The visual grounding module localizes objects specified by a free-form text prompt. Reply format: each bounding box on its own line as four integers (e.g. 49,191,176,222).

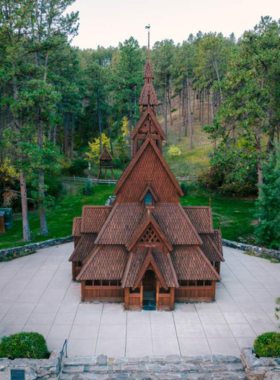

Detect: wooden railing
63,175,197,186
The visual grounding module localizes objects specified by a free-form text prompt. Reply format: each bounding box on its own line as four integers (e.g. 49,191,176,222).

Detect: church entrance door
142,270,156,310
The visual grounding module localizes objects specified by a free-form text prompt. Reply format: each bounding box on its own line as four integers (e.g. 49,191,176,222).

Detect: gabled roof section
77,245,128,281
139,184,159,202
183,206,214,233
94,203,202,246
72,217,82,237
126,210,172,252
153,204,202,245
200,234,224,262
69,233,97,262
171,246,221,281
133,249,168,290
81,206,112,234
100,146,113,161
123,249,178,289
130,109,166,140
114,137,183,197
153,251,179,288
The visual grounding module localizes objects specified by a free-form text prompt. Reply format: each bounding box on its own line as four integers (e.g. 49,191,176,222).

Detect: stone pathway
0,242,279,357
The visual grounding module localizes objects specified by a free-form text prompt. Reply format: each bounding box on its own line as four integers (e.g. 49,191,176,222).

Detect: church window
144,191,153,205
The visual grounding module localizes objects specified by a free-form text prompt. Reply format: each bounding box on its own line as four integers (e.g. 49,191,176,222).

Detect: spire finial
145,24,151,59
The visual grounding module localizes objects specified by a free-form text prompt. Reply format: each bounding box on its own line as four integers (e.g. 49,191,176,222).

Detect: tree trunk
164,74,168,138
129,93,133,158
168,91,173,126
207,90,210,125
201,89,204,129
213,58,223,103
256,124,263,191
20,171,31,242
70,114,75,161
212,92,216,149
187,77,193,150
178,91,181,140
108,118,113,154
37,111,48,236
97,94,103,154
64,113,69,157
12,73,31,241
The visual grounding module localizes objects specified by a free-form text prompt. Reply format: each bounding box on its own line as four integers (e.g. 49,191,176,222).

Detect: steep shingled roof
183,206,214,233
114,137,183,197
72,217,82,237
100,146,113,161
139,83,158,105
81,206,112,234
68,234,97,262
200,234,224,262
77,245,128,281
143,59,153,78
94,203,202,246
171,246,221,281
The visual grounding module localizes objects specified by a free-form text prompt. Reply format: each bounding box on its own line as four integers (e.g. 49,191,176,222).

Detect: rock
96,355,107,366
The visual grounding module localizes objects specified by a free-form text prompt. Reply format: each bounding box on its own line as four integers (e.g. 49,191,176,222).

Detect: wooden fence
63,175,197,185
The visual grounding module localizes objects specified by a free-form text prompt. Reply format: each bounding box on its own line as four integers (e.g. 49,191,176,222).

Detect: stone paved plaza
0,242,279,358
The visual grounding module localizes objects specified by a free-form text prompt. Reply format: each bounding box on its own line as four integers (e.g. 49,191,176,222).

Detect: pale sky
68,0,280,49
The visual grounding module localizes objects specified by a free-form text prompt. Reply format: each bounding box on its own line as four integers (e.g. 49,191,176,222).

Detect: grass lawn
0,184,115,249
180,190,256,243
0,183,256,249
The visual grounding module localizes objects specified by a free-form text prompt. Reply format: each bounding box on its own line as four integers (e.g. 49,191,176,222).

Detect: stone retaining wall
0,236,73,261
61,354,246,379
241,348,280,379
0,350,60,380
222,239,280,260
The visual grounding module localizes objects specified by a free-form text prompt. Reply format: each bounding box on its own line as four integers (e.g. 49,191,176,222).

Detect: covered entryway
142,270,156,310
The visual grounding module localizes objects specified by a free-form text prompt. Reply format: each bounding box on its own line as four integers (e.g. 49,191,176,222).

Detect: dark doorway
142,270,156,310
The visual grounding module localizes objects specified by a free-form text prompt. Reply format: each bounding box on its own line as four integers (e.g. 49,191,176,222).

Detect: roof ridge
133,249,167,290
130,109,166,140
126,209,172,252
94,202,119,245
196,246,221,281
76,246,101,280
203,233,224,262
177,204,203,245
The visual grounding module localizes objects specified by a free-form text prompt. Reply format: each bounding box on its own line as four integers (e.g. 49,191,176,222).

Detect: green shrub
180,183,188,196
83,177,93,195
0,332,49,359
254,332,280,358
64,159,88,176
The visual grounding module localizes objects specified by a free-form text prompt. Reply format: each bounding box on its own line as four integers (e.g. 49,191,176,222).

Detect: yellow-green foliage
0,159,18,182
121,116,130,142
168,145,182,159
86,133,111,163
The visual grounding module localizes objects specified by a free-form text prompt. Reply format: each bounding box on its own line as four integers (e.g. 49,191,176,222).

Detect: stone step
60,355,246,380
62,362,244,374
60,371,246,380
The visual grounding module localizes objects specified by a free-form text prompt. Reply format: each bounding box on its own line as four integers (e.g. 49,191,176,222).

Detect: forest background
0,0,280,250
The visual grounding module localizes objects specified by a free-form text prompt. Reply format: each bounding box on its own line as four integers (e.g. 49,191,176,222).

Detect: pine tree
83,177,93,196
255,143,280,249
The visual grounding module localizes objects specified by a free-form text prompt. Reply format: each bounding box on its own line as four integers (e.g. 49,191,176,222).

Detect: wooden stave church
69,58,224,311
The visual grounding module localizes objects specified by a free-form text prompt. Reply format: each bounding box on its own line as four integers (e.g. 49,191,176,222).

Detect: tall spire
145,24,150,59
139,24,157,115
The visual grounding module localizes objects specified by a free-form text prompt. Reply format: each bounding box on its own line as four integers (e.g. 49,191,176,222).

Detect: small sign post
11,369,25,380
